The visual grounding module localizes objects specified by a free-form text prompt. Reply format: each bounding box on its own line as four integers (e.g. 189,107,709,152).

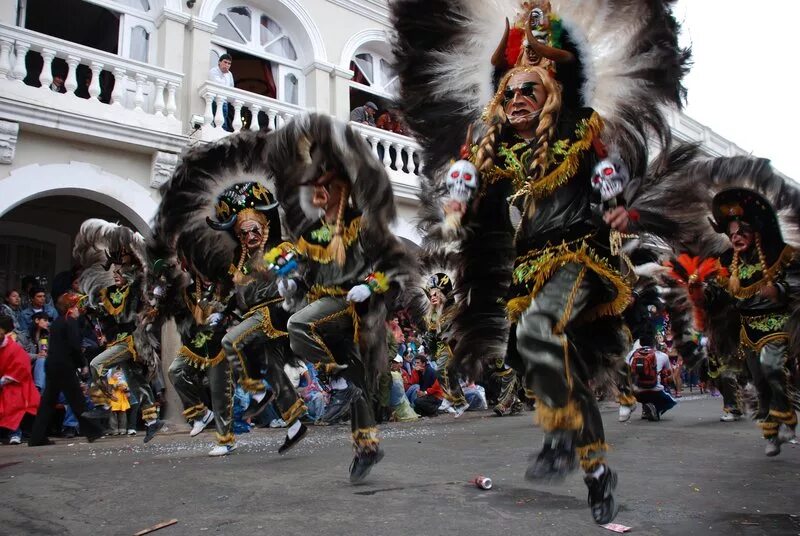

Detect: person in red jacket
0,314,40,444
406,355,444,416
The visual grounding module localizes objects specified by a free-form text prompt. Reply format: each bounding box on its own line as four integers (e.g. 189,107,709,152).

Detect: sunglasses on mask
503,81,539,103
727,223,754,239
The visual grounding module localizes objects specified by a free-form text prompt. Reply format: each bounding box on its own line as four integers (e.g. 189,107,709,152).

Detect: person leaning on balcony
350,101,378,126
209,54,234,131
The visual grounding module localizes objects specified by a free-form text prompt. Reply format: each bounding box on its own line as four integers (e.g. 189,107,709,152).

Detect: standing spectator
29,311,50,392
28,294,104,446
107,366,130,435
208,54,234,131
19,287,58,334
350,101,378,126
626,333,677,421
376,108,403,134
1,290,23,330
0,315,40,444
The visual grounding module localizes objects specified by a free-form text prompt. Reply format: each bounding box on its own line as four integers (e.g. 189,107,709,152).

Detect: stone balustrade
349,122,421,179
198,82,304,139
0,23,182,120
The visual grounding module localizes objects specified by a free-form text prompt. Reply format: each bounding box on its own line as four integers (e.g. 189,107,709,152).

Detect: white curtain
130,26,149,62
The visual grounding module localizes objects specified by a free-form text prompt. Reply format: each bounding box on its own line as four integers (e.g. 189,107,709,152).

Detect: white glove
346,284,372,303
153,285,165,298
207,312,223,327
277,279,297,299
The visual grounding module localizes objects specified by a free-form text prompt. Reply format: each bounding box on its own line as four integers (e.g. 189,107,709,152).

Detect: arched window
211,5,303,105
351,51,398,97
213,7,298,63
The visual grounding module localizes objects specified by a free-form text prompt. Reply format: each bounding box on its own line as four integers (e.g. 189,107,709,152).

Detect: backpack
631,347,659,389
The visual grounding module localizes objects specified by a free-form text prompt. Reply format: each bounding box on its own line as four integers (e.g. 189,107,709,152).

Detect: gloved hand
207,312,223,327
153,285,165,298
277,278,297,299
346,284,372,303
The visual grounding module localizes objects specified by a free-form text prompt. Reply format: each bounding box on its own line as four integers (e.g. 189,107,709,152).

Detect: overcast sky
674,1,800,181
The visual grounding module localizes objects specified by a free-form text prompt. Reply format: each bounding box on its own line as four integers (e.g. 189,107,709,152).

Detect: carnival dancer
392,0,697,523
662,157,800,456
162,262,237,456
73,219,164,443
264,114,419,482
422,272,469,416
151,167,309,455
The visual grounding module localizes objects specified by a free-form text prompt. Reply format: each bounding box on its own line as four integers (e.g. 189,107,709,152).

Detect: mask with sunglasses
503,81,541,104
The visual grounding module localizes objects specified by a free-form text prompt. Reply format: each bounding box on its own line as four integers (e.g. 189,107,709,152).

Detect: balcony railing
349,122,421,180
0,23,182,125
198,81,304,140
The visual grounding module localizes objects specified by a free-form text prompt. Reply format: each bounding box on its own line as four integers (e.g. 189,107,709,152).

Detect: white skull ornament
445,159,479,203
591,157,629,205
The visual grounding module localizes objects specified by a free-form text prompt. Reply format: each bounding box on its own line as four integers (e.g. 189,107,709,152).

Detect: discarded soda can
472,475,492,490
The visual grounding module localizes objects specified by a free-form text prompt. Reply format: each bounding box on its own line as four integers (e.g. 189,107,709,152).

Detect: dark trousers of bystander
29,361,103,445
634,389,677,417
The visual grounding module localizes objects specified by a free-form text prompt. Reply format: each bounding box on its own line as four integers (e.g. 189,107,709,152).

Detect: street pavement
0,397,798,536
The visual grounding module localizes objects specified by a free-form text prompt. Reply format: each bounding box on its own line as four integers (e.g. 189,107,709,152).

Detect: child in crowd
107,366,130,435
29,311,50,392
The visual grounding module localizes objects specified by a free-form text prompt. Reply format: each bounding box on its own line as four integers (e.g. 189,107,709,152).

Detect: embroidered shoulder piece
100,286,130,317
296,216,361,264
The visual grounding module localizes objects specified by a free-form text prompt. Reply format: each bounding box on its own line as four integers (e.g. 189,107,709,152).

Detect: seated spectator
389,355,418,421
626,333,677,421
19,287,58,334
1,290,23,329
0,314,40,444
50,73,66,93
284,359,326,422
406,355,444,417
350,101,378,126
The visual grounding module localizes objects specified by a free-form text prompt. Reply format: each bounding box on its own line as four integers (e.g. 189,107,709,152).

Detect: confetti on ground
601,522,632,533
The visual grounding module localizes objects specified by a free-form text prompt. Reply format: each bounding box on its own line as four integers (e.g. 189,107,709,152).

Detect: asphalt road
1,397,798,536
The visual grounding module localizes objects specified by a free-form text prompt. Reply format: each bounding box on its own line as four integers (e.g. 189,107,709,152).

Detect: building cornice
156,7,191,28
327,0,390,26
188,16,218,34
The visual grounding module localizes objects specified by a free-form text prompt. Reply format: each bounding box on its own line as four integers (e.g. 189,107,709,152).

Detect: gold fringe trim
511,112,603,201
281,398,307,425
141,405,158,421
295,217,361,264
178,346,226,370
507,244,631,324
90,386,110,406
216,432,235,446
739,327,788,353
352,426,380,454
769,409,798,425
723,246,795,299
535,400,583,432
108,334,139,362
100,286,130,317
182,403,206,420
618,393,637,407
308,302,360,362
306,285,348,304
241,378,265,394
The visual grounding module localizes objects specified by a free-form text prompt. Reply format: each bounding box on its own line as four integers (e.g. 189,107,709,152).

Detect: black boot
349,448,385,483
584,465,618,524
525,431,577,482
243,388,275,420
278,423,308,455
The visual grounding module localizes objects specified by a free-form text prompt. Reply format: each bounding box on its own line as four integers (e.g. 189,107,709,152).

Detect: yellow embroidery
100,286,130,317
721,246,795,299
296,217,361,264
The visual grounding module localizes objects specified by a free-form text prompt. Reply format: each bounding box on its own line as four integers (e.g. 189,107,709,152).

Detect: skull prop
445,159,479,203
591,156,629,207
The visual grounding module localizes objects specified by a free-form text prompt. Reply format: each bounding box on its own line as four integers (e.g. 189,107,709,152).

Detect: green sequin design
110,288,126,305
746,313,789,333
738,262,762,281
310,223,333,243
513,250,557,284
191,331,211,350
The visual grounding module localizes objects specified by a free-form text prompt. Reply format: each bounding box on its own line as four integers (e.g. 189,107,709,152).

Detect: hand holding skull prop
443,159,479,231
592,156,633,232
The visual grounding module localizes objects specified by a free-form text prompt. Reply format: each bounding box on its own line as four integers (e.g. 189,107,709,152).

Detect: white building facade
0,0,757,291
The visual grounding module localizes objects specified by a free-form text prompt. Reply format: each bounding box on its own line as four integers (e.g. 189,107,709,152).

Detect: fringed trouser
434,347,466,406
710,353,744,415
744,341,798,438
222,308,306,426
514,263,606,472
89,343,157,422
614,360,637,408
287,296,378,455
167,350,235,445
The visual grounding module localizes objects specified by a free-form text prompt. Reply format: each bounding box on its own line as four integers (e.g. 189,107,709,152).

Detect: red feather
506,28,524,67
